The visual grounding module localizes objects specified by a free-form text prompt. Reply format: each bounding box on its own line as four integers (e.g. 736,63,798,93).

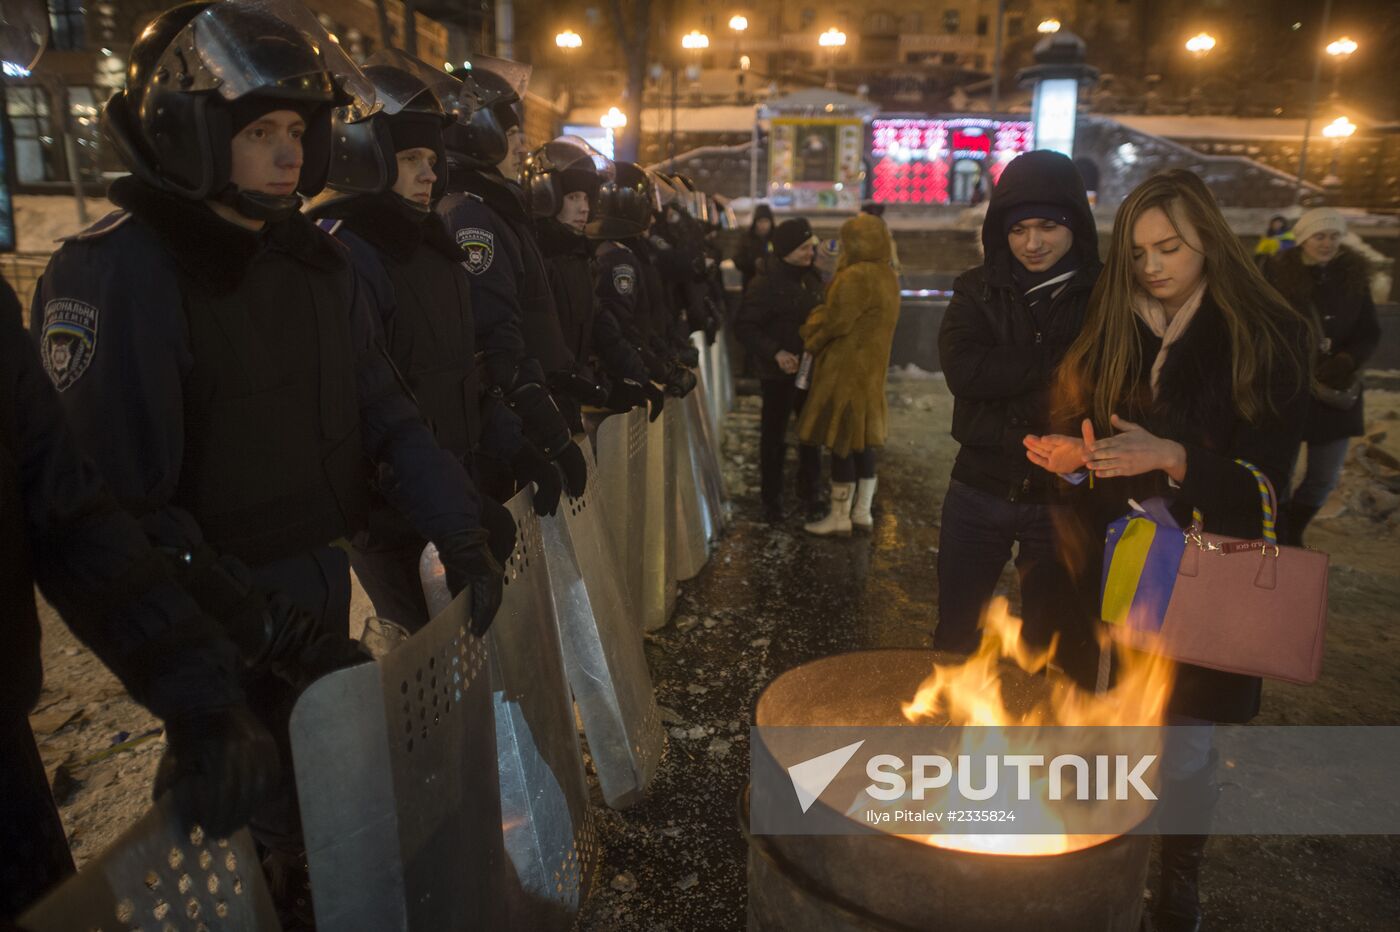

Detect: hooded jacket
939,150,1101,502
795,214,901,457
735,204,774,290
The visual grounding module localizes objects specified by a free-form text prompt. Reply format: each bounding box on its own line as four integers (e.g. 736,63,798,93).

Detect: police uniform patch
41,298,100,392
613,264,636,296
457,226,495,275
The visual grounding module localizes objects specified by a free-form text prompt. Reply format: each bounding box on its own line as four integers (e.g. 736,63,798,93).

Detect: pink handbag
1107,461,1330,685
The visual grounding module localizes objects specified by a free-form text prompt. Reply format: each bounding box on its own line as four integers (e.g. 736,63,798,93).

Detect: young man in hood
934,150,1102,681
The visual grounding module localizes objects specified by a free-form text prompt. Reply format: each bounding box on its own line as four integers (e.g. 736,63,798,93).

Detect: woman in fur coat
797,213,901,536
1022,170,1312,932
1264,207,1381,544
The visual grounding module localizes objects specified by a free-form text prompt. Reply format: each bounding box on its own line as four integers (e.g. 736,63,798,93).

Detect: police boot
1279,501,1320,547
804,482,854,537
850,477,878,531
261,847,316,931
1155,753,1221,932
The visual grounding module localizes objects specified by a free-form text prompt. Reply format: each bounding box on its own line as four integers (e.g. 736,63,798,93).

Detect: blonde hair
1055,170,1311,431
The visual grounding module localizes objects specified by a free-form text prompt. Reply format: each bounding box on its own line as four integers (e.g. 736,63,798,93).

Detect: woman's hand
1023,426,1090,474
774,350,800,375
1085,415,1187,482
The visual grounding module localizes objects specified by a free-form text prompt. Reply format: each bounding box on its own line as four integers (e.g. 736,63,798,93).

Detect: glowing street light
1326,36,1357,58
555,29,582,49
729,15,748,32
682,30,710,50
1321,115,1357,192
1322,115,1356,139
818,27,847,48
601,106,628,129
1037,18,1061,34
1184,32,1216,57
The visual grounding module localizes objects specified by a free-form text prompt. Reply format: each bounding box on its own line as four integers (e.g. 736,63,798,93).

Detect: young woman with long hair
1023,169,1313,932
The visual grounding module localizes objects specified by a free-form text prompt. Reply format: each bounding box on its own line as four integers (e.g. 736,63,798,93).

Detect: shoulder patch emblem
41,298,100,391
457,226,495,275
612,264,636,296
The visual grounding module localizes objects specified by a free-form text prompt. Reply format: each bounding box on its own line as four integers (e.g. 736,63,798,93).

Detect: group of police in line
0,0,731,925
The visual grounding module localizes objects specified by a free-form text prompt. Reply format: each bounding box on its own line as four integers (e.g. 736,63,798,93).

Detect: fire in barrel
744,598,1176,930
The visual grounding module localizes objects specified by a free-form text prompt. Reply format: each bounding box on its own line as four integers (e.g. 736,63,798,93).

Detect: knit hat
387,111,444,154
227,95,317,135
772,217,817,258
1292,207,1346,244
1003,201,1075,234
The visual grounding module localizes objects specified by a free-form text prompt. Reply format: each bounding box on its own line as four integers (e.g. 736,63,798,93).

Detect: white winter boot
804,482,854,537
850,477,878,531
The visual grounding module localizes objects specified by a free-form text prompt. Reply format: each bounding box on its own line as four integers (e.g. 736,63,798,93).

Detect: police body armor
176,237,370,567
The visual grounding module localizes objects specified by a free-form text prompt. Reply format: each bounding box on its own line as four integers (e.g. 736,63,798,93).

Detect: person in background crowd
798,213,901,536
2,275,277,919
735,203,774,291
737,217,825,523
861,200,901,274
1265,207,1380,545
935,151,1100,663
1024,169,1311,932
1253,214,1296,263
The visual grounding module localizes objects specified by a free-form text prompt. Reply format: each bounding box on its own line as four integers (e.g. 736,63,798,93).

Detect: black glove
1315,352,1356,390
605,377,650,413
643,380,666,421
156,704,279,838
548,369,611,408
665,365,698,398
678,345,702,368
506,380,572,459
556,441,588,498
703,304,719,345
479,494,518,565
511,443,562,516
437,531,505,636
262,593,369,689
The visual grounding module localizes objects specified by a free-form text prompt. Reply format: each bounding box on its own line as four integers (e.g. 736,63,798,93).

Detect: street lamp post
600,105,627,158
675,31,710,169
1321,115,1356,196
1184,32,1216,114
1326,36,1357,102
729,14,748,100
1296,0,1334,201
818,27,846,89
554,29,582,108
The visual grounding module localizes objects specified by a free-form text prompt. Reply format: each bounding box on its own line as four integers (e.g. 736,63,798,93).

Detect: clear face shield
0,0,48,73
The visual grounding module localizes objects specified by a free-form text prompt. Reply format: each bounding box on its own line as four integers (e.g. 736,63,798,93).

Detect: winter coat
796,214,901,457
735,205,774,291
734,257,824,380
1264,246,1380,443
1058,295,1311,724
940,149,1101,503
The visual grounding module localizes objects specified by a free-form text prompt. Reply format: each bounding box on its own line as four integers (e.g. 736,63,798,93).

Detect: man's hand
437,531,506,636
511,444,561,516
1085,415,1187,482
775,350,800,375
156,704,279,838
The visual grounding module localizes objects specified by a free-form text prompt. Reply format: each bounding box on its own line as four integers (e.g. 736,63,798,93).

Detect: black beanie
388,111,444,154
1003,201,1074,234
771,217,816,258
227,95,316,134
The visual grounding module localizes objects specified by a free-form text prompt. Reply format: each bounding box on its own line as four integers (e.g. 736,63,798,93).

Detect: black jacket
940,151,1102,502
1061,297,1311,723
735,205,774,290
735,258,824,380
1264,246,1379,443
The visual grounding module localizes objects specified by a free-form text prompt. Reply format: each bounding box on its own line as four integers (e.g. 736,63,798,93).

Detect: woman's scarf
1131,277,1209,398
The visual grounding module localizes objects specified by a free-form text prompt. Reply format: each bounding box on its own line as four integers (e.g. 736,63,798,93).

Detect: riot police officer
2,274,279,919
432,57,590,494
523,136,662,421
32,3,502,924
593,163,698,400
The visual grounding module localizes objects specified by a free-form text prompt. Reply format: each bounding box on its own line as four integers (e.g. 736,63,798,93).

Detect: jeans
1162,714,1216,781
759,377,821,508
934,478,1064,656
832,449,877,482
1288,437,1349,509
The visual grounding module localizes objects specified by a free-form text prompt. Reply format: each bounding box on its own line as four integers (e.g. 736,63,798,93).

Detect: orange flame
899,597,1175,856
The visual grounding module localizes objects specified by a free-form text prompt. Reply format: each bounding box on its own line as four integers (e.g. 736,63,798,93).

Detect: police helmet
592,161,656,240
102,0,378,221
328,49,452,203
520,135,613,223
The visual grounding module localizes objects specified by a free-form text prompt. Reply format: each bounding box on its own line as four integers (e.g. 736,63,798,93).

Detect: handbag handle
1186,458,1278,548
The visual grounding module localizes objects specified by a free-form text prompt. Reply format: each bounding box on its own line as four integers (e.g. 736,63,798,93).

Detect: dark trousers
832,449,877,482
934,479,1081,663
759,378,820,508
1,713,75,919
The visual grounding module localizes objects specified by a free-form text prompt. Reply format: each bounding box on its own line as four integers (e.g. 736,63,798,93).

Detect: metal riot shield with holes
642,401,678,629
421,489,597,930
716,325,735,416
694,331,720,442
688,334,729,532
540,439,665,808
21,796,277,932
591,408,648,633
671,381,711,581
288,586,500,932
683,370,727,544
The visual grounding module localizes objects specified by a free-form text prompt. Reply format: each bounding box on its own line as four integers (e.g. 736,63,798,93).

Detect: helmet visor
0,0,47,72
